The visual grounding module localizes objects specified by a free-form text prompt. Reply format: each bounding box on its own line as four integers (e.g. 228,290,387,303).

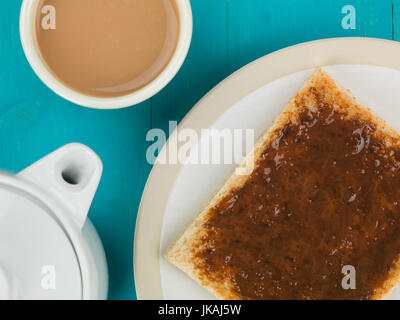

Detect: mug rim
20,0,193,109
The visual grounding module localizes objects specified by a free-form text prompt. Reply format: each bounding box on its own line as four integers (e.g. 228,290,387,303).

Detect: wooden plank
228,0,393,72
393,0,400,40
0,0,50,108
151,0,229,134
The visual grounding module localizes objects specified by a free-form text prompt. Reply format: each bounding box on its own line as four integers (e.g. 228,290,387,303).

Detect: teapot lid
0,185,82,300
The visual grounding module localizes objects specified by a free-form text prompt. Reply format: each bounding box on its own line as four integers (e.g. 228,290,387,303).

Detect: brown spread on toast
166,69,400,300
194,87,400,299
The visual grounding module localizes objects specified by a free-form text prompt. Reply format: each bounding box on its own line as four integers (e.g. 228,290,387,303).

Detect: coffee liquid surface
195,93,400,300
36,0,179,97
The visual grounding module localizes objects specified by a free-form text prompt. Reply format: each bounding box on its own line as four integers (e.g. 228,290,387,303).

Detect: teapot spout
18,143,103,229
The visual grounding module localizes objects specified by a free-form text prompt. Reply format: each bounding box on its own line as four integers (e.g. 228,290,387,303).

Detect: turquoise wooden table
0,0,398,300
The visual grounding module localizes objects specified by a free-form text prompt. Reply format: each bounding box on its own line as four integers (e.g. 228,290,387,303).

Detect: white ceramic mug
19,0,193,109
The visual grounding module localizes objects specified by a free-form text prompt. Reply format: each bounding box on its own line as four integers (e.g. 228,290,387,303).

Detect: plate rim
134,37,400,300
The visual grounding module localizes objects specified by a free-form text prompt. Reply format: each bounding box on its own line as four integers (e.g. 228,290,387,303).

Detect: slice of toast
166,68,400,300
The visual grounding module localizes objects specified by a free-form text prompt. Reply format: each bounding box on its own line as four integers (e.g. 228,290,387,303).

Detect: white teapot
0,143,108,300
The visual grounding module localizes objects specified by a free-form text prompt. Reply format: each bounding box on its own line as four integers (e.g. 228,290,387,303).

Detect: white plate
134,38,400,300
